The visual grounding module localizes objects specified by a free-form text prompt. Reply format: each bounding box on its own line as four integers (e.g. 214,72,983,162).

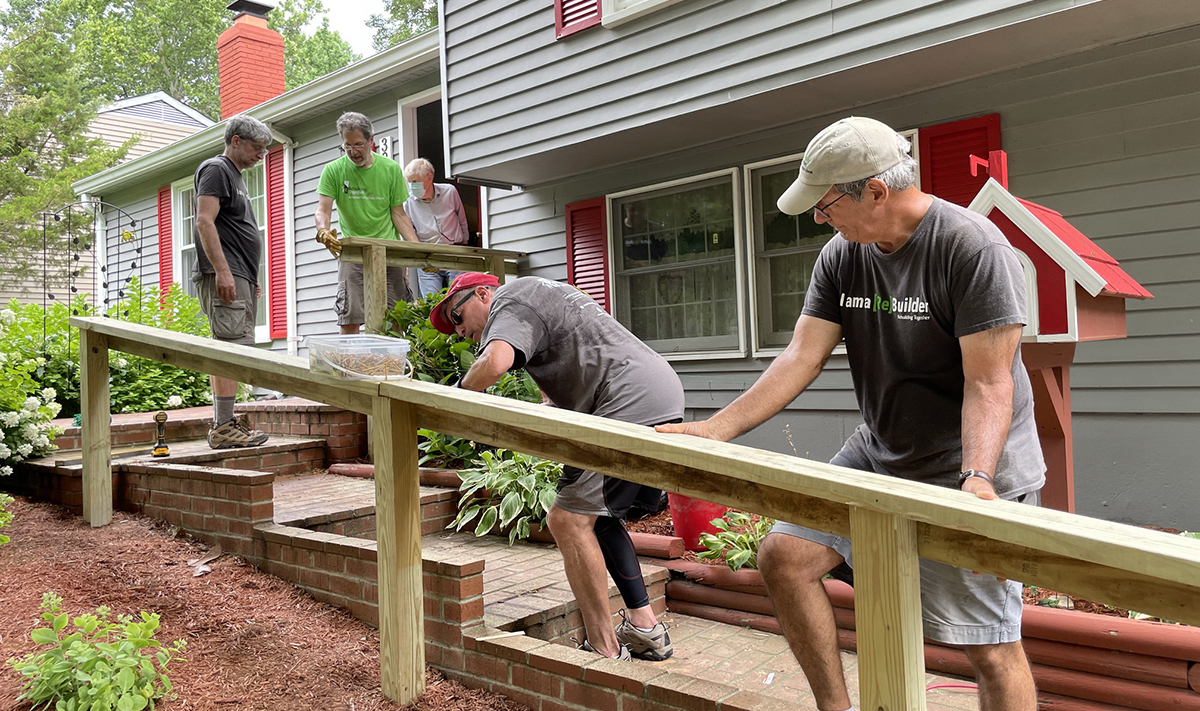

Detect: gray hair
224,114,271,146
834,132,918,200
336,112,374,140
403,158,435,181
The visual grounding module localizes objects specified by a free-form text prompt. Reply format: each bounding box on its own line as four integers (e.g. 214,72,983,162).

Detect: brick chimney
217,1,285,119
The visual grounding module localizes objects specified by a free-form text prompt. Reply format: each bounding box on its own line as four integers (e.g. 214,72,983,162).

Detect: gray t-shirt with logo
802,198,1045,497
481,277,684,426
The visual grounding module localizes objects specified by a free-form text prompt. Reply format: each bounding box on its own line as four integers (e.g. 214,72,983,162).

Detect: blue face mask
408,181,425,199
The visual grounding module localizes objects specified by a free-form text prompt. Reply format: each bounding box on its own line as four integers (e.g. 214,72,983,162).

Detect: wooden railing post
80,328,112,527
372,396,424,703
485,254,507,284
850,507,926,711
362,243,388,335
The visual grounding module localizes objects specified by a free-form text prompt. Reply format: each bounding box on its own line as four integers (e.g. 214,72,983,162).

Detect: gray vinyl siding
482,25,1200,525
443,0,1164,179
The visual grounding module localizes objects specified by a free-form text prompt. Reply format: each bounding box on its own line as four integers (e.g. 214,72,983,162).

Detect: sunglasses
447,290,475,326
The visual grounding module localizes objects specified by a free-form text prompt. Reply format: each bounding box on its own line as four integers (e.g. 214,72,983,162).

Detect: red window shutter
156,186,172,292
565,197,610,313
918,113,1001,207
555,0,601,38
266,146,288,340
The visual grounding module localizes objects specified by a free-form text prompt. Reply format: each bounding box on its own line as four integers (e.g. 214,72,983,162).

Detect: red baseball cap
429,272,500,334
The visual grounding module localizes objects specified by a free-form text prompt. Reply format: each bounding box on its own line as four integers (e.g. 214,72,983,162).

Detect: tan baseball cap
776,117,906,215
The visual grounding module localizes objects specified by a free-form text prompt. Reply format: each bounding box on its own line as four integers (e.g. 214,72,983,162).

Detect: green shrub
0,493,14,545
7,593,186,711
0,307,64,469
417,428,479,470
696,511,776,571
450,449,562,544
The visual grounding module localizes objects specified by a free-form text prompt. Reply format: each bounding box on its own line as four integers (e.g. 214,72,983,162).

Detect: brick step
38,435,327,479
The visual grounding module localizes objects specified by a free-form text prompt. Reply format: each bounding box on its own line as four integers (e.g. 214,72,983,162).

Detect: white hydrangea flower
203,391,213,403
17,408,34,422
12,454,23,462
0,465,11,476
115,357,128,369
1,411,18,427
22,423,39,440
0,443,11,459
0,352,7,365
22,397,40,412
34,434,49,448
35,357,45,367
0,308,14,325
47,402,62,417
166,395,183,408
16,443,32,457
41,387,56,402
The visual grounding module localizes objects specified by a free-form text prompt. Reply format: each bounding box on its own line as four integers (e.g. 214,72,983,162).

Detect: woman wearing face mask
402,158,471,298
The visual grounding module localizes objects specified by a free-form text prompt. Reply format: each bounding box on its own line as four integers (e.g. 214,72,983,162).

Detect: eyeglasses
447,290,475,326
342,142,369,152
813,192,848,220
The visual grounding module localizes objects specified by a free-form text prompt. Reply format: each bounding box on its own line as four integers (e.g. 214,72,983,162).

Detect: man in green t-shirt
315,112,419,334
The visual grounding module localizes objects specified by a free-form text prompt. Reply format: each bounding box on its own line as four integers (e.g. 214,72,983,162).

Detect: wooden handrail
71,316,1200,711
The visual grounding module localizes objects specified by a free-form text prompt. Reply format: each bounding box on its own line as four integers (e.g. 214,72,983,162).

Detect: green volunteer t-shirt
316,154,408,240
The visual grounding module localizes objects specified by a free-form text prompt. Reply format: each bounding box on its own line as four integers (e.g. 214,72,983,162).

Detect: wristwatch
958,469,994,489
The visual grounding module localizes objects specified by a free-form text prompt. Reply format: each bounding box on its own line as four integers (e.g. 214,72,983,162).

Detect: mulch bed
0,497,528,711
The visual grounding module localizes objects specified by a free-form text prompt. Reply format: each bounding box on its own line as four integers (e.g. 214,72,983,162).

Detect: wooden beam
375,378,1200,624
851,508,926,711
340,235,526,261
80,329,112,527
71,317,377,414
362,243,388,335
372,396,425,703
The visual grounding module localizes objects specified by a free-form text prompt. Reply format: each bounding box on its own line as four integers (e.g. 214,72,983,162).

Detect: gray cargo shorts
335,261,412,327
771,441,1041,646
195,273,257,345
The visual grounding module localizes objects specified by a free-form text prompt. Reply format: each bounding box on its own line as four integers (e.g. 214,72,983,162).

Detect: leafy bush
2,278,244,419
450,449,562,544
0,308,64,469
7,593,186,711
696,511,776,571
417,428,478,469
0,492,14,546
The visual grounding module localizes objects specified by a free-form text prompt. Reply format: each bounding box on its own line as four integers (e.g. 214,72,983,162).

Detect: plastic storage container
305,334,412,381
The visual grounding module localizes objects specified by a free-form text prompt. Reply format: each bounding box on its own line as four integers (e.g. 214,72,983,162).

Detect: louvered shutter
266,146,288,340
555,0,601,38
918,114,1001,207
565,197,610,313
156,186,173,293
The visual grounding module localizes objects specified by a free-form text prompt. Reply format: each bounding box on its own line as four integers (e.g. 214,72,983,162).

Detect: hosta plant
696,510,776,571
449,449,562,544
7,593,186,711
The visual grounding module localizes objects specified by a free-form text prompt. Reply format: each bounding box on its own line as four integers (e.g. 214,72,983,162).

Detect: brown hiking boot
207,417,268,449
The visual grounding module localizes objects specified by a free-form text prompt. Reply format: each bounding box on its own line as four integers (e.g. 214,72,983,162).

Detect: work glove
316,228,342,258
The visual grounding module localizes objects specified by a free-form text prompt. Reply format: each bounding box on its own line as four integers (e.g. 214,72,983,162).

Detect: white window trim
601,0,689,28
170,176,195,297
742,129,920,358
607,167,747,361
398,86,442,172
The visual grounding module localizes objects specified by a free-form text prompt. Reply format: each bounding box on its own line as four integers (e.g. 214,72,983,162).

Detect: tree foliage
368,0,438,52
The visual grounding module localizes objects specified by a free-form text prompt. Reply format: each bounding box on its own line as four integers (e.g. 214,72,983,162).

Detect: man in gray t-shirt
431,273,684,663
660,117,1043,711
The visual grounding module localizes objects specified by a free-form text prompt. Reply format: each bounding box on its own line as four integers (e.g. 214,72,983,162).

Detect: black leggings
593,515,649,610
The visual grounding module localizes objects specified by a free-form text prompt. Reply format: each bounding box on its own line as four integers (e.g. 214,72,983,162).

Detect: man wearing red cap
660,117,1043,711
431,273,683,662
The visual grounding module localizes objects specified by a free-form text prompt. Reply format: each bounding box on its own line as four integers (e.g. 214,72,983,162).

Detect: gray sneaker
207,417,269,449
576,638,632,661
614,609,673,661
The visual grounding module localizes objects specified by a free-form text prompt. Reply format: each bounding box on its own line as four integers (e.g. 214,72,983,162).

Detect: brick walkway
271,474,981,710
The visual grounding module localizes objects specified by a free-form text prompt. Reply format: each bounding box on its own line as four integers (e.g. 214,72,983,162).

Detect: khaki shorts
335,262,412,327
196,273,257,345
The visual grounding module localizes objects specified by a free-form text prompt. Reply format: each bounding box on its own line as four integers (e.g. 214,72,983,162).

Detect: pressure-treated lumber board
80,328,111,527
372,396,424,703
362,244,388,335
339,237,525,275
851,507,925,711
70,317,377,414
377,377,1200,626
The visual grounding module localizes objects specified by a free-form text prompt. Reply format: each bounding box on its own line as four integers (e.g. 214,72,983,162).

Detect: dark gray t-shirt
481,277,684,426
802,198,1045,497
192,155,261,285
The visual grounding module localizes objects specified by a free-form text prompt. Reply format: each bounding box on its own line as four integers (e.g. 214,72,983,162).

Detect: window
747,157,838,350
243,163,269,338
611,171,741,356
601,0,689,28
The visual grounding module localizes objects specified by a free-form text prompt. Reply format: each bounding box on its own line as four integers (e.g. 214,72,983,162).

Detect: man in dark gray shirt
660,117,1044,711
431,273,684,662
192,114,272,450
